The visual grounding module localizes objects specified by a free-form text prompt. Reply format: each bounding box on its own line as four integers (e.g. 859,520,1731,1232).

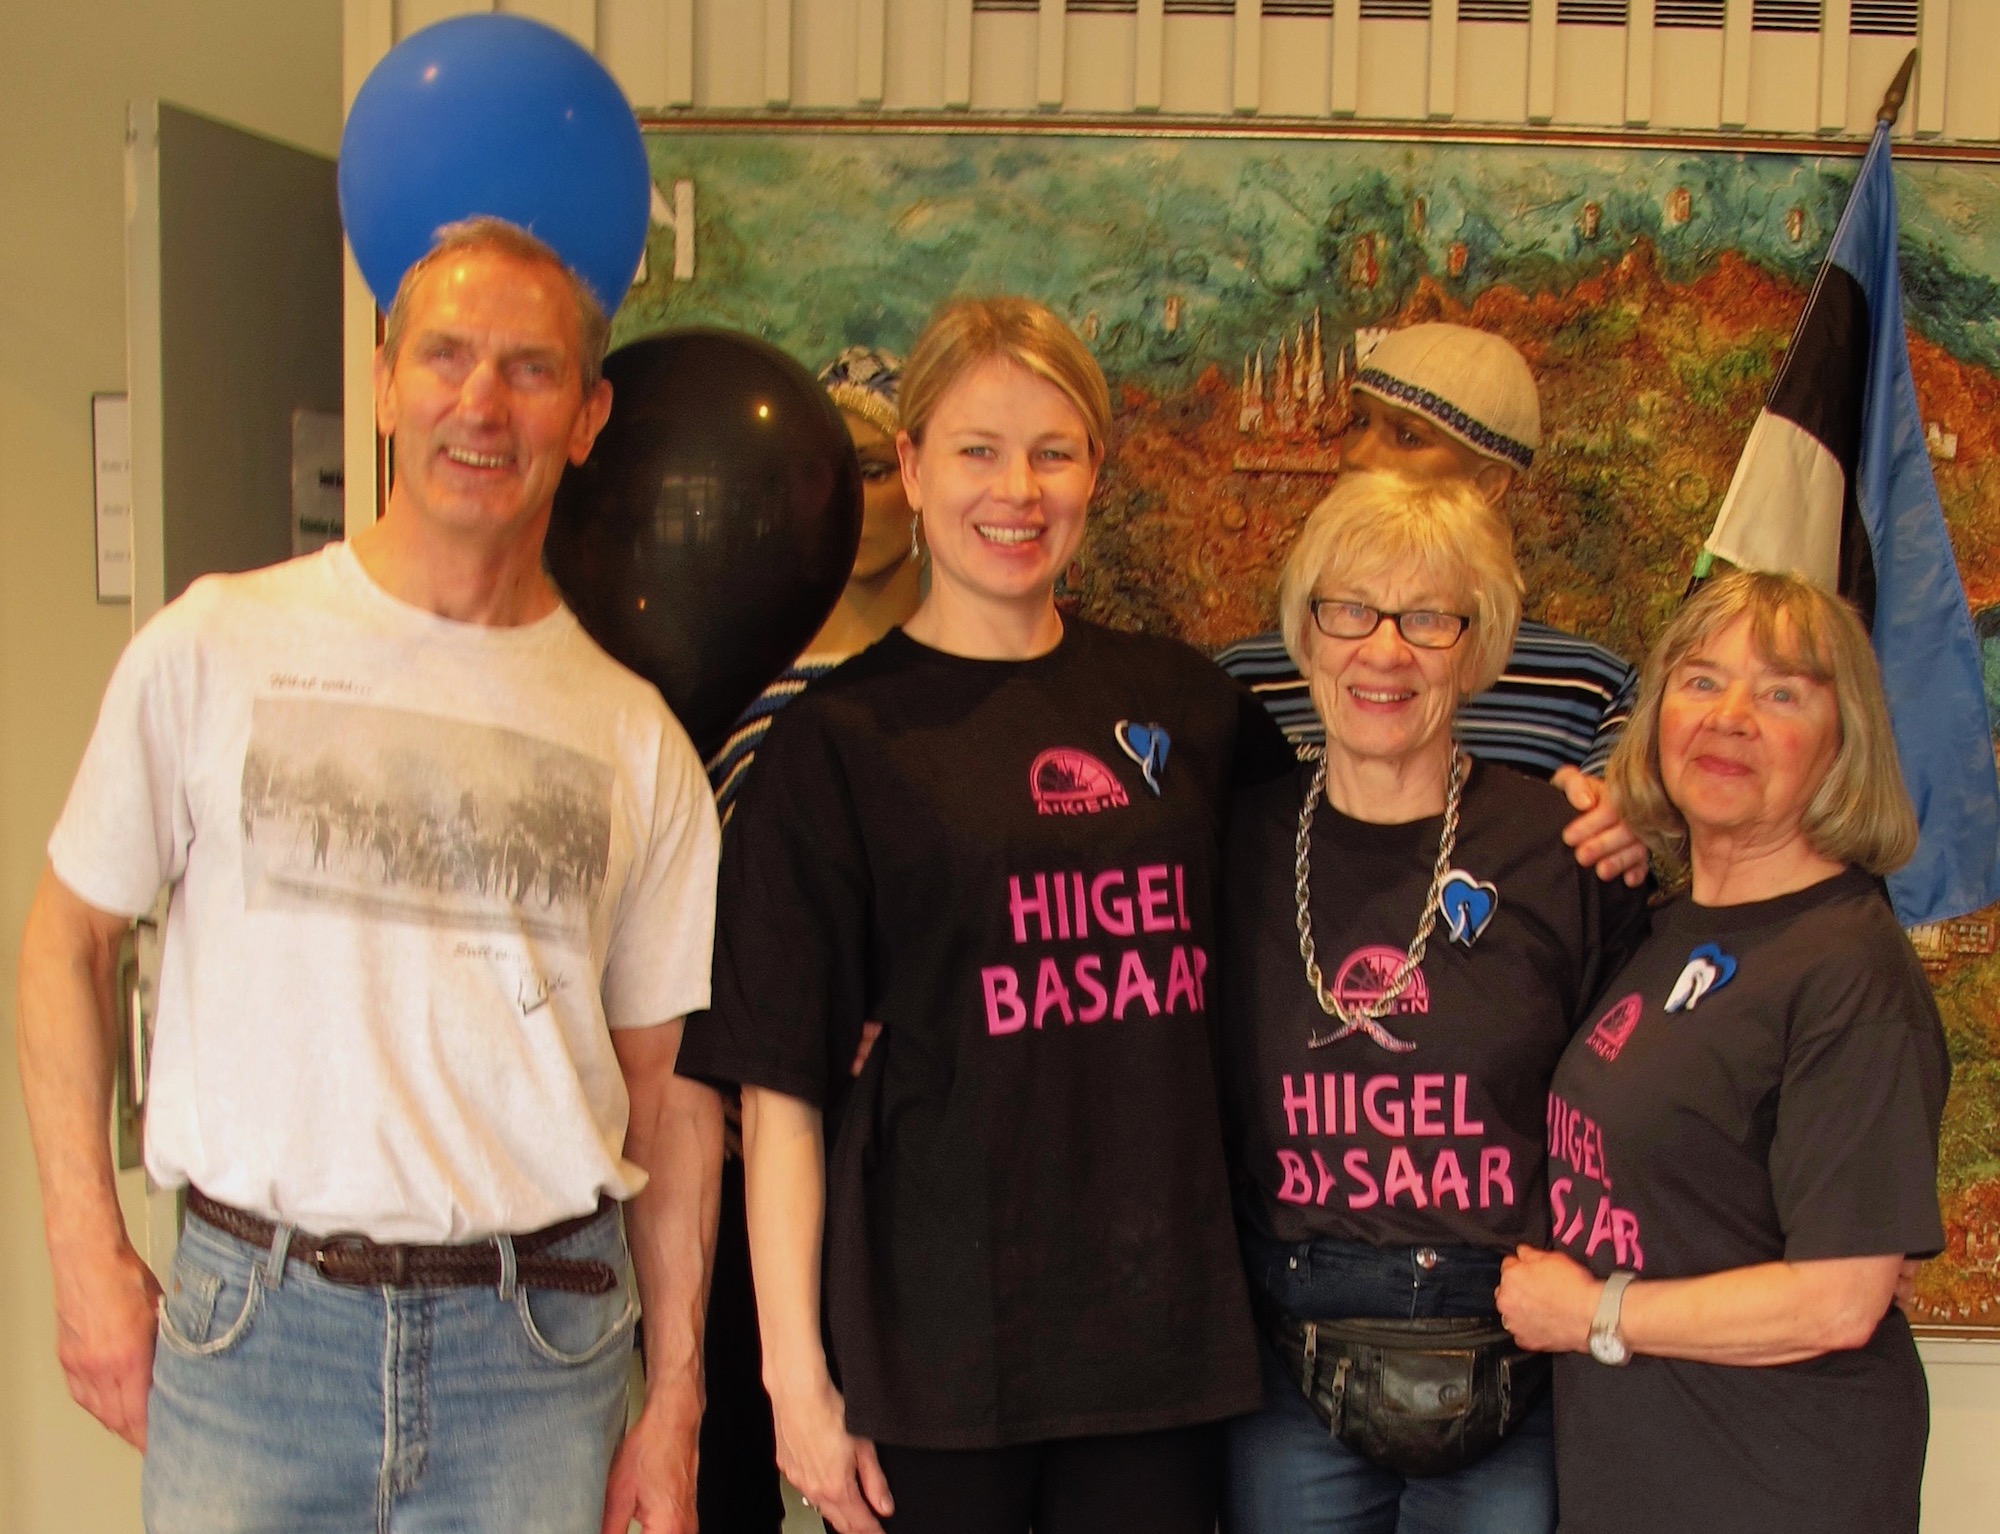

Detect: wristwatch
1588,1270,1637,1365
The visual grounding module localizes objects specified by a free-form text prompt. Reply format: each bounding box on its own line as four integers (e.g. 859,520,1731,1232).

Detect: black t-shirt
1548,868,1950,1534
1223,759,1650,1255
677,621,1295,1449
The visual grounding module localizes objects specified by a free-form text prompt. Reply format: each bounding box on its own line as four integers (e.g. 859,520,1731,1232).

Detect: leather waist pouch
1260,1305,1549,1479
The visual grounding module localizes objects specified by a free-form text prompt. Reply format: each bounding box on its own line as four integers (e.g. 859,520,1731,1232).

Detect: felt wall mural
621,123,2000,1330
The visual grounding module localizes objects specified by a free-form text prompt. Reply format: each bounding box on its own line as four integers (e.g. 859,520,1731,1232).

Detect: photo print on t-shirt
239,696,612,946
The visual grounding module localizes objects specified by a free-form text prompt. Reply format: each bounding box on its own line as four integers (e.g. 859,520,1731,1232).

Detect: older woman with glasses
1220,471,1649,1534
1496,569,1950,1534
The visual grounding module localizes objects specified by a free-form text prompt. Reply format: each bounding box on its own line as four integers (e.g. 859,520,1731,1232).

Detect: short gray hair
1276,471,1522,700
379,216,611,393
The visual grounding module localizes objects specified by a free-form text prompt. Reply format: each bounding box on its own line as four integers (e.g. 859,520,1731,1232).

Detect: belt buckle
313,1235,383,1286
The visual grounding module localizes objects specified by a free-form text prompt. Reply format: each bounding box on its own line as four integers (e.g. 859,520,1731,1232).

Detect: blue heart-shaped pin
1115,721,1170,796
1438,870,1499,947
1665,942,1739,1012
1690,942,1737,987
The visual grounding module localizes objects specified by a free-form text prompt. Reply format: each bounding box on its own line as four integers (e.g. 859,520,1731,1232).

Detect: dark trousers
875,1423,1224,1534
697,1154,786,1534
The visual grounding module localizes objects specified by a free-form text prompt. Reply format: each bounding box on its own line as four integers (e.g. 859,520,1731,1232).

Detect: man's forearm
19,865,131,1264
618,1025,724,1411
19,863,162,1448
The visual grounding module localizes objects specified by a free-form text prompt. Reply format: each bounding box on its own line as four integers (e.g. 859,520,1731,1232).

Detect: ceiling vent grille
1853,0,1918,35
1752,0,1823,32
1556,1,1630,25
1656,0,1725,27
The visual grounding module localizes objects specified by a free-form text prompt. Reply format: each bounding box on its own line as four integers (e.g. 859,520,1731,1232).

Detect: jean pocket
156,1243,262,1358
515,1272,637,1366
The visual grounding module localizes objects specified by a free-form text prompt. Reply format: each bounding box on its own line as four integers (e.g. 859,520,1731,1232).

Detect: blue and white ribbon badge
1664,942,1738,1013
1114,721,1170,797
1437,869,1499,947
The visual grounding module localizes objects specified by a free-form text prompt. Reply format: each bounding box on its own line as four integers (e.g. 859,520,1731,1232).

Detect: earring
909,513,924,563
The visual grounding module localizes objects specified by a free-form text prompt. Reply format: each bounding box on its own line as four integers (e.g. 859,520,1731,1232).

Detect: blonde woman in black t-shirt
1496,569,1949,1534
1219,472,1650,1534
679,298,1296,1534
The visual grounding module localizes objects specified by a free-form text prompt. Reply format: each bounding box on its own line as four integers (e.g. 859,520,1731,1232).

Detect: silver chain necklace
1294,747,1467,1053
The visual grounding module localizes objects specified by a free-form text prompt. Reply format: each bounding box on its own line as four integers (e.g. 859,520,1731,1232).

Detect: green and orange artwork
623,125,2000,1327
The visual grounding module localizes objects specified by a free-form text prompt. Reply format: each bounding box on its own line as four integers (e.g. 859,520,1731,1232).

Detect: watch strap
1590,1269,1637,1363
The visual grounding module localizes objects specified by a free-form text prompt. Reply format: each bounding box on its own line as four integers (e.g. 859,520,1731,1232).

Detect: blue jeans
1222,1232,1555,1534
143,1204,637,1533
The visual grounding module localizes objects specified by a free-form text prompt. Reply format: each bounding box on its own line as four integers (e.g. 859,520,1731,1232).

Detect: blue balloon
340,14,649,314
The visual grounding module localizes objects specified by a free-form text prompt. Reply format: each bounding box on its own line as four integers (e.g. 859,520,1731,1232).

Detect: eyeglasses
1309,599,1471,650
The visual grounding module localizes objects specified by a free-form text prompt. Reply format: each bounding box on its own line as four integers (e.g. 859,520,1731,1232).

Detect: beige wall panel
398,0,491,34
694,0,768,106
796,0,862,107
1453,22,1531,125
1066,13,1138,115
1943,0,2000,141
599,0,674,107
1922,1342,2000,1534
1551,24,1626,126
1651,27,1724,131
1356,19,1431,120
1744,31,1819,134
496,0,589,42
1160,15,1233,115
971,11,1037,111
1259,17,1332,119
1845,36,1924,137
884,0,949,109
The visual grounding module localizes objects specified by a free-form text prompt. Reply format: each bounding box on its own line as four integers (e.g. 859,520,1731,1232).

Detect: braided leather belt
185,1188,619,1295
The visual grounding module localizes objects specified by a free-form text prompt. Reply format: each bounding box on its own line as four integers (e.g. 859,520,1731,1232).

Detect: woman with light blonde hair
1221,471,1649,1534
1498,568,1949,1534
679,296,1295,1534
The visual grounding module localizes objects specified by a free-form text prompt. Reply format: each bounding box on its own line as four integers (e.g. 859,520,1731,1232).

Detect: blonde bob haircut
1607,567,1918,882
1276,471,1523,701
899,296,1113,461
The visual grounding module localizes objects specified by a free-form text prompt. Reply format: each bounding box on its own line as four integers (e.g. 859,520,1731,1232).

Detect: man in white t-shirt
17,218,724,1533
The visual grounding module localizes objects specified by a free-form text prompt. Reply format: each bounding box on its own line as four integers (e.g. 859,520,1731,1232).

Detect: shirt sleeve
1231,679,1304,791
674,699,872,1107
1579,659,1640,777
1771,932,1951,1261
601,712,720,1030
1571,868,1654,1032
47,602,202,918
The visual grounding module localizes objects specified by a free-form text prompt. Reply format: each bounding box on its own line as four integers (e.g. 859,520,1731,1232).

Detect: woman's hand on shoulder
1553,767,1650,888
769,1369,895,1534
1497,1245,1600,1353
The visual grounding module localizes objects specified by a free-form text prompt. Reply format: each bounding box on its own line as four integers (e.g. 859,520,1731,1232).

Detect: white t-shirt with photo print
50,542,718,1241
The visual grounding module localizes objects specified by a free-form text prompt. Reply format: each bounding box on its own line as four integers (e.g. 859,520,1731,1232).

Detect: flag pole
1688,49,1918,592
1878,50,1916,127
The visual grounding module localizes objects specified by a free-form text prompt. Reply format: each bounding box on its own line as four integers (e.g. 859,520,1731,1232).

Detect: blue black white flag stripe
1703,120,2000,927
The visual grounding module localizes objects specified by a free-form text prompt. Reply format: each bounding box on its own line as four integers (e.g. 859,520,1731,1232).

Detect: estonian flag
1702,119,2000,928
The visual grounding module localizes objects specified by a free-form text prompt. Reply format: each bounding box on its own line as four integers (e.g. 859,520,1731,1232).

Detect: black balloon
548,329,863,761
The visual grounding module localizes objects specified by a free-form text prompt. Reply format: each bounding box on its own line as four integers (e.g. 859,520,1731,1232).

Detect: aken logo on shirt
1584,993,1644,1062
1331,946,1430,1015
1030,748,1130,815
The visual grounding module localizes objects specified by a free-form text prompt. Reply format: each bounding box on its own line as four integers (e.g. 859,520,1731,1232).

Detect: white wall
0,5,341,1531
